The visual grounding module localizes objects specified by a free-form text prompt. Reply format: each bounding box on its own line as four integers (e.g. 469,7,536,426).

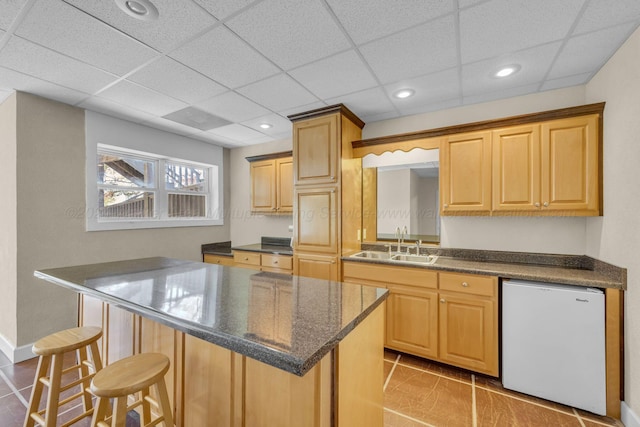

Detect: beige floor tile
385,365,472,426
384,409,433,427
398,353,473,383
384,360,394,382
475,388,583,427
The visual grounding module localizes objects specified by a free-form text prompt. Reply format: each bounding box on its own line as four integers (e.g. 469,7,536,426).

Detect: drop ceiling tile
127,57,226,104
460,0,584,64
326,0,452,45
15,0,158,75
278,101,327,118
548,24,636,80
574,0,640,35
141,117,201,137
191,130,240,148
64,0,217,52
360,15,458,84
540,72,591,91
170,26,279,88
241,136,275,146
326,87,394,119
226,0,351,70
458,0,490,8
242,113,292,136
463,82,540,106
78,96,158,123
289,50,378,99
195,91,270,122
207,123,268,142
96,80,188,116
0,36,118,94
360,111,400,123
386,68,461,111
397,97,462,117
462,41,561,96
237,73,317,111
0,0,26,30
191,0,256,20
0,65,89,105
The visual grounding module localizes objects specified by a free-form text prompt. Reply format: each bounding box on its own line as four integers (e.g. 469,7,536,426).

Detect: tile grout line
471,374,478,427
393,360,472,385
383,354,401,392
0,368,29,407
574,408,587,427
384,408,436,427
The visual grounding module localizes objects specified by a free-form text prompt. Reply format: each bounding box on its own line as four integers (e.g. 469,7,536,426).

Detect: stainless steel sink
391,254,438,265
350,251,393,260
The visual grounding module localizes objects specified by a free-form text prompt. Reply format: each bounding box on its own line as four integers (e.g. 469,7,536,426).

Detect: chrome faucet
395,226,407,252
414,239,422,255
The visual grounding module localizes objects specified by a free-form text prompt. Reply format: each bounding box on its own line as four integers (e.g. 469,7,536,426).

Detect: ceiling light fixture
494,64,521,78
259,123,272,129
393,89,415,99
115,0,159,21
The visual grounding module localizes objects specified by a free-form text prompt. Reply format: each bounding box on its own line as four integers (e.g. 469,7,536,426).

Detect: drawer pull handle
440,298,446,303
274,260,278,264
462,282,469,287
535,202,540,207
244,257,249,261
543,202,549,207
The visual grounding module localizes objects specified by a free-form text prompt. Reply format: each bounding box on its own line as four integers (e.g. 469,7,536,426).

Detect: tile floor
0,348,624,426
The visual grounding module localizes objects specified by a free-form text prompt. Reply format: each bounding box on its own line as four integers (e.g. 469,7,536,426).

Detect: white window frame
87,144,222,231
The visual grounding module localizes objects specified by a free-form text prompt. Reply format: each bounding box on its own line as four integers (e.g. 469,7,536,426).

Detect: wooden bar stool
24,326,103,427
90,353,174,427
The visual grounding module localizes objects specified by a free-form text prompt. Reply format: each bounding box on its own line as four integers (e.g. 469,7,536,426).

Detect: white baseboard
0,332,36,364
623,401,640,427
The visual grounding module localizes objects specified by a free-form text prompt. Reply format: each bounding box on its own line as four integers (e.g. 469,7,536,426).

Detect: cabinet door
441,131,492,214
293,253,338,281
293,114,339,186
386,285,438,359
250,160,276,212
294,186,338,254
438,293,498,376
276,158,294,213
492,125,541,212
105,304,135,365
541,115,599,214
79,294,105,360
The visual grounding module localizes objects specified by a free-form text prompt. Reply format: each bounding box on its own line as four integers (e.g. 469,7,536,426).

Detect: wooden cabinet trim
246,150,293,163
288,103,365,129
342,261,437,289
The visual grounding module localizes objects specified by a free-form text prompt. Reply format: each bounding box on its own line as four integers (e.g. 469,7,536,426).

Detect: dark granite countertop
202,238,293,257
201,241,233,257
34,257,387,376
230,243,293,256
345,246,626,290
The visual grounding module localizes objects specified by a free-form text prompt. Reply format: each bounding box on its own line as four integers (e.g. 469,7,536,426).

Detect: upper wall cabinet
247,151,293,214
492,115,599,215
441,131,492,214
293,114,339,186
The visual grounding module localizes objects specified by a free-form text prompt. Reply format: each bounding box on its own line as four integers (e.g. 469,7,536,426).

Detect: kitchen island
34,257,388,427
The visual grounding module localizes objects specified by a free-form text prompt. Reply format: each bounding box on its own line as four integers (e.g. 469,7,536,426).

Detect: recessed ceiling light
494,65,521,78
393,89,415,99
259,123,272,129
115,0,159,21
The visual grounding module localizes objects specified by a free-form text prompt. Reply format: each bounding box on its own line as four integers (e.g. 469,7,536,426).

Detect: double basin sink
350,250,438,266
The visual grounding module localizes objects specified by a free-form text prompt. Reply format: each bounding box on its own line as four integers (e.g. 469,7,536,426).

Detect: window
88,144,221,230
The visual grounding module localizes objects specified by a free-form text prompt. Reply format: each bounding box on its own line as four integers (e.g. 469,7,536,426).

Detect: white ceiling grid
0,0,638,147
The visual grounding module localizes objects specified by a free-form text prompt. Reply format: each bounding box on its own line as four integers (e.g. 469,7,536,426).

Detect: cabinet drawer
343,261,437,289
234,251,261,266
439,272,497,297
262,254,293,271
203,254,235,266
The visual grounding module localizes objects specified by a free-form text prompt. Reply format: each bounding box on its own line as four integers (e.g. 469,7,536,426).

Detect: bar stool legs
24,326,103,427
90,353,173,427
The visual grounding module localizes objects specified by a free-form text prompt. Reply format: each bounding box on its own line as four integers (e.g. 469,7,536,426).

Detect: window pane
97,153,155,188
168,194,206,217
165,163,206,192
99,190,154,218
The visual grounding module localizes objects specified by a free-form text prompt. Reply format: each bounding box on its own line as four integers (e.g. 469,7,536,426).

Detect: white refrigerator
502,279,606,415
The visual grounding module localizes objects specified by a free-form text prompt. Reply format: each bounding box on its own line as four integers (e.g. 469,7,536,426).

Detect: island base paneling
79,294,384,426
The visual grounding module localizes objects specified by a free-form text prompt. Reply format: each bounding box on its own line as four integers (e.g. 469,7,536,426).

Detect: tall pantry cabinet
288,105,365,281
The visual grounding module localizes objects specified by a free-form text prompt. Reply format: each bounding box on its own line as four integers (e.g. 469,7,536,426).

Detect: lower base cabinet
343,262,499,376
293,253,339,280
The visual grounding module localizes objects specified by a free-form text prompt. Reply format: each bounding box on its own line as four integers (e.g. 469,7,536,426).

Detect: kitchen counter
347,246,626,290
202,237,293,257
34,257,386,376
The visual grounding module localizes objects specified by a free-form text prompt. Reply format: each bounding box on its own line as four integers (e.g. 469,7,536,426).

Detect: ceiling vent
162,107,232,131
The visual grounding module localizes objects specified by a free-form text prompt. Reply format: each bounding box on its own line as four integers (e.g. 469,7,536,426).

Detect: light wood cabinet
342,262,499,376
294,253,339,281
248,153,293,214
294,186,338,255
203,254,235,266
441,131,492,214
492,115,599,215
233,250,293,274
247,274,293,349
233,250,262,270
293,114,339,186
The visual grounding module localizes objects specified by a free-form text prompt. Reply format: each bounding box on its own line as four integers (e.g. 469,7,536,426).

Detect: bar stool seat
90,353,173,427
24,326,103,427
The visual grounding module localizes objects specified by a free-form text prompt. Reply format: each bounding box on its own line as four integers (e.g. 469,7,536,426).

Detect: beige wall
229,139,293,246
7,92,230,350
0,93,17,346
585,26,640,421
363,86,590,254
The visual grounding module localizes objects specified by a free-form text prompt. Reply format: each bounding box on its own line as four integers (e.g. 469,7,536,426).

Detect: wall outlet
288,224,293,232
